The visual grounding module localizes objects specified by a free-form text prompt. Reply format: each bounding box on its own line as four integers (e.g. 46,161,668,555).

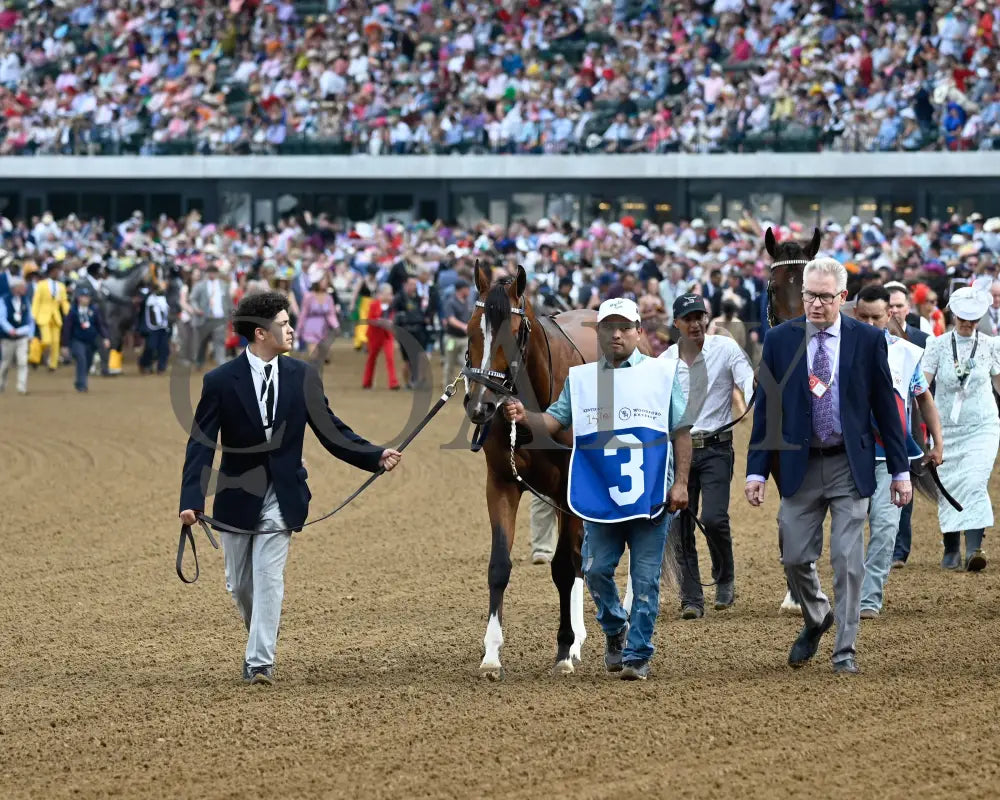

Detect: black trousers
672,440,735,608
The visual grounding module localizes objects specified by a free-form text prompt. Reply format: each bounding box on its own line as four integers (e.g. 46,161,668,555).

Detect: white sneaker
780,590,801,614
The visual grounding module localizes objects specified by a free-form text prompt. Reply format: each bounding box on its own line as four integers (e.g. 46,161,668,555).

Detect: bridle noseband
462,299,533,401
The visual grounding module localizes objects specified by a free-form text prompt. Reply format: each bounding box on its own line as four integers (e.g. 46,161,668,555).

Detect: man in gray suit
189,263,232,368
746,258,910,675
976,281,1000,336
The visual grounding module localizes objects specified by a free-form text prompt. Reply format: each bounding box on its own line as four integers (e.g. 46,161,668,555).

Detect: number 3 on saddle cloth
872,334,926,462
566,357,680,524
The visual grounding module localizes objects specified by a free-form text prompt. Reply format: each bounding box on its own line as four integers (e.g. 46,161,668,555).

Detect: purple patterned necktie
812,330,835,442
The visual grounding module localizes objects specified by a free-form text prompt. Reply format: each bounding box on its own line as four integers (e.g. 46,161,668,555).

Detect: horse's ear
515,265,527,299
764,227,776,257
474,260,491,294
806,227,821,259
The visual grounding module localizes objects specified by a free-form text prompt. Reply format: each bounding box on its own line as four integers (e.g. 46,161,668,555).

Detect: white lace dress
921,331,1000,532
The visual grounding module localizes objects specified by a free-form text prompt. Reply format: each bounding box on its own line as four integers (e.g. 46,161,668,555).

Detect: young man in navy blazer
745,258,910,675
179,291,402,685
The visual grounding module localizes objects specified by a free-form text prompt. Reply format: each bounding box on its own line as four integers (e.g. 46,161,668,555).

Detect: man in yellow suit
31,262,70,370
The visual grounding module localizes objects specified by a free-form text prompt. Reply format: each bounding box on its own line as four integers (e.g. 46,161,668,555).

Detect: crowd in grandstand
1,1,999,155
2,203,1000,394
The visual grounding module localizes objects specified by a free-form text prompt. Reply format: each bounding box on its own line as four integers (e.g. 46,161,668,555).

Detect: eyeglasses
802,290,842,305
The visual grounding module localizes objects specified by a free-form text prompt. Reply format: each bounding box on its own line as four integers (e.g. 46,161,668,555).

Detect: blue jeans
582,513,671,663
893,498,913,563
140,329,170,372
70,340,95,390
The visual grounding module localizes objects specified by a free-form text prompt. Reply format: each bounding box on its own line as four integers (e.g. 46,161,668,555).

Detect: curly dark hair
232,290,290,342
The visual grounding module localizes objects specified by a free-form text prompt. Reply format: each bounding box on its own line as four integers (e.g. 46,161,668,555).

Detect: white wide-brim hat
948,286,990,321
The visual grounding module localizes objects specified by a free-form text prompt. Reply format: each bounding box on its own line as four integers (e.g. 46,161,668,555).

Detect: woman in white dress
921,287,1000,571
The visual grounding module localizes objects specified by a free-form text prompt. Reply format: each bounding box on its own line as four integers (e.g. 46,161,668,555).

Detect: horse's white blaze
569,577,587,663
479,315,492,372
481,612,503,669
623,551,634,617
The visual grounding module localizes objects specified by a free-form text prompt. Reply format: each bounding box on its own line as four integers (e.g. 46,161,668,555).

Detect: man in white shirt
661,293,755,617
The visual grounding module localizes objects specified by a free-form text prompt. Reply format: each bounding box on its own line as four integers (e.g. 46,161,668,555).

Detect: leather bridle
766,257,808,329
462,299,533,402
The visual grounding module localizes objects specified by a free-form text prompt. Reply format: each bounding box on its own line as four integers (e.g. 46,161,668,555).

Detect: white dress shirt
245,346,282,518
660,335,755,435
245,345,279,442
208,279,225,318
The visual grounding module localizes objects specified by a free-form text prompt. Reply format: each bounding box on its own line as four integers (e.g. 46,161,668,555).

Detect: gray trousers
196,318,228,367
221,487,290,669
530,493,558,558
0,337,28,393
779,450,868,664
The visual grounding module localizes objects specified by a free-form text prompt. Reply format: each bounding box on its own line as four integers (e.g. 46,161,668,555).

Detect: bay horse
462,262,602,679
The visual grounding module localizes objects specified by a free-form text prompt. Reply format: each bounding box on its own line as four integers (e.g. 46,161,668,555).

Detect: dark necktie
262,364,275,428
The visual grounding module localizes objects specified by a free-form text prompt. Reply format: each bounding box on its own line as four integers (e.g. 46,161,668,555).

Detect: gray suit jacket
190,278,233,325
977,309,999,336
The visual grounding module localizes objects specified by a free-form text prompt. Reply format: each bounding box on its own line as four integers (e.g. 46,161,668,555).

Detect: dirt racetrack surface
2,343,999,800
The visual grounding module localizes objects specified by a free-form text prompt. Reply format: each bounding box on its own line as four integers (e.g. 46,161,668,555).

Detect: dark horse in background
463,263,602,679
763,225,819,328
97,258,175,373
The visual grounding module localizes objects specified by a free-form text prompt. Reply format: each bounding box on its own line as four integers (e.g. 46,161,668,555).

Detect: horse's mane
483,278,514,332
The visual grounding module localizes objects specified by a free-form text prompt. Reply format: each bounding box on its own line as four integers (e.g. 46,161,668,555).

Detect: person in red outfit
362,283,400,390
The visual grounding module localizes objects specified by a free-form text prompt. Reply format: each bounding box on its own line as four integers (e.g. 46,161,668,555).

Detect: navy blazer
179,352,384,531
747,313,908,499
905,324,928,349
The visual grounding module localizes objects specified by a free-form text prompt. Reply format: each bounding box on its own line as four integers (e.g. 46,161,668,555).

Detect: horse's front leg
552,509,587,673
479,476,520,680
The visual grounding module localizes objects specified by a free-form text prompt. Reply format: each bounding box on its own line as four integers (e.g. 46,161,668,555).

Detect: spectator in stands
1,0,999,156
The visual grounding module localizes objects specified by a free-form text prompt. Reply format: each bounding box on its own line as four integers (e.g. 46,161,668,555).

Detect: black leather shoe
714,582,735,610
833,658,860,675
242,661,251,682
788,611,834,667
604,626,628,673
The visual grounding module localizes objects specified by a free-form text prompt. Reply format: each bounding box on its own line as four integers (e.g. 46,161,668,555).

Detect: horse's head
764,226,821,326
464,262,531,426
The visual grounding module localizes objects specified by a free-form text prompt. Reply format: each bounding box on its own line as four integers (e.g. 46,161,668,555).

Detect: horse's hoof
553,658,575,676
479,663,504,681
570,652,582,667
